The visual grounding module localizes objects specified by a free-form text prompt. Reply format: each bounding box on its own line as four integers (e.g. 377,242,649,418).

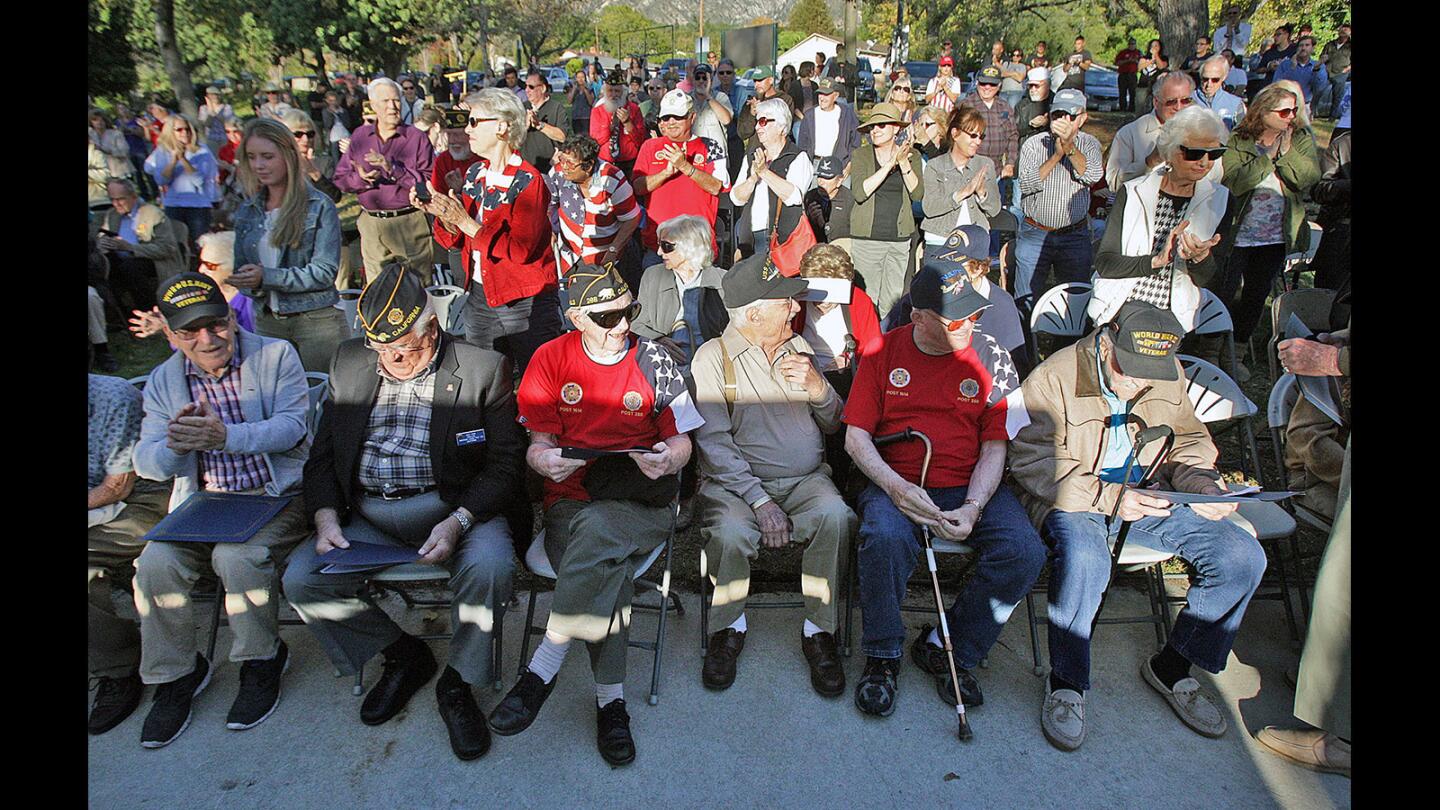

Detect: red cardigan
433,154,557,307
790,284,884,363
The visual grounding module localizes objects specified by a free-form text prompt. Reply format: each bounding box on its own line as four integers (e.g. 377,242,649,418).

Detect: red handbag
767,192,817,277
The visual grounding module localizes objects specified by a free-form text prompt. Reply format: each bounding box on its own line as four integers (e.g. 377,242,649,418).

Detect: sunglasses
958,129,985,141
756,117,774,128
1179,145,1227,161
893,86,912,93
942,311,984,331
659,115,686,123
526,83,546,90
1049,110,1080,120
198,259,224,272
1272,107,1297,118
1201,76,1225,84
1160,96,1195,109
717,70,734,76
468,116,496,127
587,301,642,329
658,240,677,253
291,130,316,138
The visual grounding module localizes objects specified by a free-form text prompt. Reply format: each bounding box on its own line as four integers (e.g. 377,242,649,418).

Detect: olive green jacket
848,141,925,240
1218,128,1321,256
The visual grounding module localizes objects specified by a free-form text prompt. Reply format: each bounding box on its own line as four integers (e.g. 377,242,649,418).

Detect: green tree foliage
788,0,838,37
90,0,139,99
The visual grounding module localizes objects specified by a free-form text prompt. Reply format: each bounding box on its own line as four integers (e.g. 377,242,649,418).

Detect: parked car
540,65,569,94
1084,65,1121,111
855,56,877,104
660,58,690,79
904,60,939,93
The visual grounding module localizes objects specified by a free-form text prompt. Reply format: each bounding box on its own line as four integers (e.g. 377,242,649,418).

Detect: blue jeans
1001,90,1024,112
1041,508,1267,691
1014,218,1093,305
459,286,563,376
857,482,1045,665
164,205,212,255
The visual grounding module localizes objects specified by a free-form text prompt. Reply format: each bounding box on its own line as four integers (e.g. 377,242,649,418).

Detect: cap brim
1113,348,1180,382
164,302,231,331
767,275,809,300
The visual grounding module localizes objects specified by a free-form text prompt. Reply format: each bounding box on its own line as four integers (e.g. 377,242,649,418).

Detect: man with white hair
283,264,527,762
1015,67,1054,144
334,77,436,284
590,69,647,179
1104,71,1197,191
633,89,728,258
690,254,853,697
1192,55,1247,130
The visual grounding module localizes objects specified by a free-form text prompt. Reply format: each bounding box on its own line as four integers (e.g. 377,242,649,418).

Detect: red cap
939,56,955,66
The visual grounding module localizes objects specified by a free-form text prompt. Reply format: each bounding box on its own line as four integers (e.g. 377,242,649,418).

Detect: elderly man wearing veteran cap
1014,88,1103,308
590,69,647,179
690,254,855,696
282,264,527,761
130,272,311,749
844,261,1042,719
962,66,1021,187
501,264,703,766
1009,301,1267,752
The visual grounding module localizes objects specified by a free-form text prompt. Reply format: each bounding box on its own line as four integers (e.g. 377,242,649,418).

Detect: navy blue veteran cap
157,272,230,330
1109,300,1184,381
566,262,630,309
721,252,808,308
357,263,428,343
938,224,991,263
910,262,992,320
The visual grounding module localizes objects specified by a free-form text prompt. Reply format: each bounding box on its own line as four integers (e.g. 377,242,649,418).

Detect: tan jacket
90,203,185,280
1009,328,1223,528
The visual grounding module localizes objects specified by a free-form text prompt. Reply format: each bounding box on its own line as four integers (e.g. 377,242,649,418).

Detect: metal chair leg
698,548,710,651
206,584,225,663
1143,567,1165,647
648,537,676,706
1025,589,1044,676
353,663,364,696
517,587,539,681
491,610,505,690
1290,531,1312,625
1154,567,1174,645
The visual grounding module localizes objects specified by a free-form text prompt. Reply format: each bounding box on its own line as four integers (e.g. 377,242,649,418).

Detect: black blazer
303,332,529,539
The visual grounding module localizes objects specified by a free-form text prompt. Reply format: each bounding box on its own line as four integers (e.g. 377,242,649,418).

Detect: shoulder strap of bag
720,339,737,418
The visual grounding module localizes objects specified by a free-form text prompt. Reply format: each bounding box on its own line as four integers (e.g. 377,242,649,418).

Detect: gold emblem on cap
387,308,405,325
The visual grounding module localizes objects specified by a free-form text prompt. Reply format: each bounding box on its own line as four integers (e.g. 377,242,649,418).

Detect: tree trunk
151,0,198,118
1155,0,1209,70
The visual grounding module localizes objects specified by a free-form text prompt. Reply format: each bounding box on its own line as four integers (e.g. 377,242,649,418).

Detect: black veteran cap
1109,300,1184,381
566,262,630,309
156,272,230,330
442,105,469,129
606,67,626,86
357,263,428,343
910,261,991,320
939,224,991,263
721,253,808,308
977,66,1003,85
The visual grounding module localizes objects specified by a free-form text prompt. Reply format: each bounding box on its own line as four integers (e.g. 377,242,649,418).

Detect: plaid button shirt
184,339,272,493
356,354,440,492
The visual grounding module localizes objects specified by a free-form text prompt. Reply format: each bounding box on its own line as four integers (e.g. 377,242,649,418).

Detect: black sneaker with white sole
226,640,290,730
89,672,144,735
854,656,901,717
910,626,983,707
140,653,211,749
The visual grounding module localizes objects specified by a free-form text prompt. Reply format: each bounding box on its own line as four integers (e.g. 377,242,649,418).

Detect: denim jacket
236,184,341,315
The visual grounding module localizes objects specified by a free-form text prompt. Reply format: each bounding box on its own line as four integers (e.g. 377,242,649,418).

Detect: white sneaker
1041,688,1086,751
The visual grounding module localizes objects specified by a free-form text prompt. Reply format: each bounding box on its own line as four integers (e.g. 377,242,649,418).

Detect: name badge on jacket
456,429,486,446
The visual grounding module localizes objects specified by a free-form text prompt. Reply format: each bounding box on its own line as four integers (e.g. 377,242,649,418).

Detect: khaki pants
336,238,364,291
849,238,912,326
357,209,434,286
1295,439,1351,740
698,467,854,634
133,496,309,684
89,483,169,678
255,306,348,374
543,498,673,684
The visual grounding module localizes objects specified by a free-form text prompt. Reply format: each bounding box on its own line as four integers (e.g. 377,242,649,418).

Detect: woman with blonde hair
278,107,341,202
1210,79,1320,346
910,105,949,160
144,112,219,250
231,116,345,371
884,81,918,129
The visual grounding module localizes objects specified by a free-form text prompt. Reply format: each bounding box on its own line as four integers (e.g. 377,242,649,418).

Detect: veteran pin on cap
909,262,991,321
720,253,807,308
357,263,428,344
1109,300,1184,381
566,262,630,309
977,66,1002,85
442,105,469,129
939,224,991,263
156,272,230,330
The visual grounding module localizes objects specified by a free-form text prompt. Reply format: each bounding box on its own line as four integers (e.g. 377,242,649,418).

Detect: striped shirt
546,160,641,274
357,354,439,491
184,340,272,493
1018,131,1104,229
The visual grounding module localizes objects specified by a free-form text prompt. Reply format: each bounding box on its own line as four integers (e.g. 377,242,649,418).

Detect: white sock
803,619,824,638
927,627,942,648
595,682,624,708
728,613,747,633
528,635,570,684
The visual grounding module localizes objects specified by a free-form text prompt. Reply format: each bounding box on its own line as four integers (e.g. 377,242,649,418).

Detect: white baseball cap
659,89,693,118
1027,67,1050,84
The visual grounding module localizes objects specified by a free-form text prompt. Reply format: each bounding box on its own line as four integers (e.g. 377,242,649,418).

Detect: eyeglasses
659,115,686,123
198,259,224,272
1049,110,1080,120
587,301,642,329
526,83,547,90
1271,106,1297,118
1201,76,1225,84
717,70,734,76
402,86,415,91
364,332,433,356
554,155,583,170
291,130,316,139
1179,145,1227,161
756,117,773,128
658,240,677,253
467,116,496,127
174,319,232,340
958,129,985,141
1160,96,1195,109
941,311,984,331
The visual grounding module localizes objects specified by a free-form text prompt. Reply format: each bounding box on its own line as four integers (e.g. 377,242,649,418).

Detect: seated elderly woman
630,214,728,369
1088,105,1229,332
729,97,814,271
127,230,256,340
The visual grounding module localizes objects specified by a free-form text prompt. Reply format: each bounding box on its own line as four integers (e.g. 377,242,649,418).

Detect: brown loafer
1254,726,1351,777
801,631,846,698
702,629,746,690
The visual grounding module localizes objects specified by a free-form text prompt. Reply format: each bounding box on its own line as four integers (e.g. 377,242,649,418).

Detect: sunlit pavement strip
89,584,1349,808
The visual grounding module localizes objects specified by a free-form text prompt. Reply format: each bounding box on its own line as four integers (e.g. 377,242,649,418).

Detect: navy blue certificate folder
143,492,294,544
315,541,424,574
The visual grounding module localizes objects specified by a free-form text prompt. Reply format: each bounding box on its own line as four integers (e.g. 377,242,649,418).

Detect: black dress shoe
360,637,438,726
910,625,983,707
90,672,144,735
596,699,636,766
801,631,846,697
437,679,491,760
488,668,556,736
702,629,746,690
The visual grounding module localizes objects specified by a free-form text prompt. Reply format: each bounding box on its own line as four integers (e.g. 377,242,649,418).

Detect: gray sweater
921,153,1001,238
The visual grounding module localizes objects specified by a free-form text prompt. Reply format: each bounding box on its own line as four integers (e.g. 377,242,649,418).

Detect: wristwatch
962,499,984,521
449,509,473,534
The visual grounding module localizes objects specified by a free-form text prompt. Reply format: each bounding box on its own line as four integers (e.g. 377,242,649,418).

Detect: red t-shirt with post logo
632,134,729,252
517,331,705,507
843,324,1020,487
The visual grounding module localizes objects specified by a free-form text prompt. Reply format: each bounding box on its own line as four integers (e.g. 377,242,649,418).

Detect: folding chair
304,372,328,433
1266,288,1336,384
1265,372,1324,617
202,579,308,668
514,490,685,706
1281,222,1324,291
1027,281,1093,363
349,563,506,695
1190,289,1240,380
1178,354,1303,640
336,289,363,339
426,284,469,337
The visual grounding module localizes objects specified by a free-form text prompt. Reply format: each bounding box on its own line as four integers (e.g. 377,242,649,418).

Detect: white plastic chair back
1029,281,1093,337
1178,354,1257,422
426,284,468,336
525,528,665,582
1283,221,1323,272
337,289,363,338
1191,289,1235,336
1267,373,1300,431
305,372,329,432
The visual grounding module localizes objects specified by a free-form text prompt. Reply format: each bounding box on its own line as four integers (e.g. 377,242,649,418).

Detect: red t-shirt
517,332,705,507
632,135,729,252
843,324,1019,487
1115,49,1143,74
